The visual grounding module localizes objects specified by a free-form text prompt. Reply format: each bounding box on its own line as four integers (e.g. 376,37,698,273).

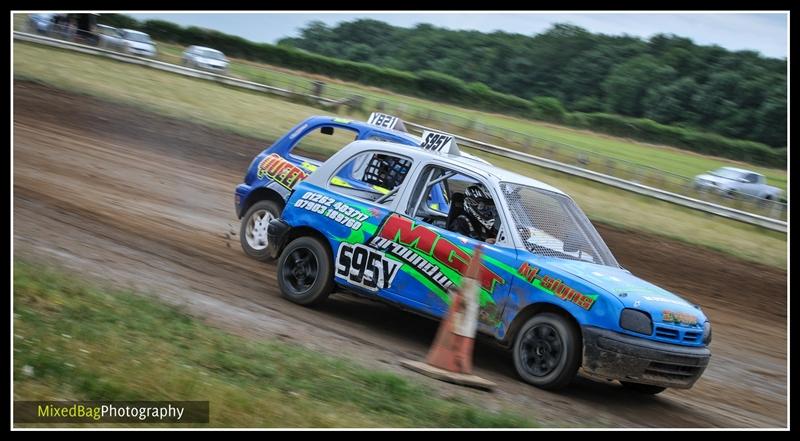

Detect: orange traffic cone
400,245,496,391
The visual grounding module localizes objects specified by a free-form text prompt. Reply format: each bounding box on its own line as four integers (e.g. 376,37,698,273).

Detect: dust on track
13,82,787,427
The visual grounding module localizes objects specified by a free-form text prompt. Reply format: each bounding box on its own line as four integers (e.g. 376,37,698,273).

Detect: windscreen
125,32,152,43
710,168,745,180
501,182,618,267
199,49,226,60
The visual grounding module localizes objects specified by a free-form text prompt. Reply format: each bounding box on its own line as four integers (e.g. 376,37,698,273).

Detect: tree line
280,20,786,150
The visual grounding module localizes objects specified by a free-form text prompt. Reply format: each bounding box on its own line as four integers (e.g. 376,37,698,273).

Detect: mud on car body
260,138,711,394
234,113,452,260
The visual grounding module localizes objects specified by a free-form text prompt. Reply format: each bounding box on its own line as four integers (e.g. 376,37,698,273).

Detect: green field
13,261,537,428
12,42,787,270
156,42,787,192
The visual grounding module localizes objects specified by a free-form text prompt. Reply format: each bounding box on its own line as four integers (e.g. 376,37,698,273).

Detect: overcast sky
125,12,788,59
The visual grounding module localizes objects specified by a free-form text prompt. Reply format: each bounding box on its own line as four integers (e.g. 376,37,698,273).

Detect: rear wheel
240,200,283,261
512,313,582,390
277,236,333,306
621,381,667,395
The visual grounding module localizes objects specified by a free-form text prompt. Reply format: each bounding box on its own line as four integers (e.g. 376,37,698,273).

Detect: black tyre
621,381,667,395
240,200,283,261
513,313,582,390
277,236,333,306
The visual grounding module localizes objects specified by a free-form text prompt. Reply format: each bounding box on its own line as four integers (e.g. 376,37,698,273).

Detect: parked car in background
25,13,99,44
96,24,125,51
121,29,157,57
182,46,229,73
693,167,783,201
26,13,55,34
106,29,157,57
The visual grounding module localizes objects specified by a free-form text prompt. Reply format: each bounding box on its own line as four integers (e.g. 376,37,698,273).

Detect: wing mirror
320,126,334,136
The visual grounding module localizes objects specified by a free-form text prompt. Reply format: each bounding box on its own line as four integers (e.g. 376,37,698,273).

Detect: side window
747,174,760,183
328,151,413,205
290,126,358,162
407,165,501,244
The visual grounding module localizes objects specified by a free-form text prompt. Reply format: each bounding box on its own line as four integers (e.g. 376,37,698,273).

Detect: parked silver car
693,167,783,200
97,24,124,50
98,27,157,57
182,46,229,73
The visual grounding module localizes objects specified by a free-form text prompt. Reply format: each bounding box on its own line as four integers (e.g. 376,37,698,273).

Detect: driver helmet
464,185,497,230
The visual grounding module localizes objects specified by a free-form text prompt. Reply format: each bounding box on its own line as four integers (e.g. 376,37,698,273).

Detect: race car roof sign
367,112,407,132
420,130,460,155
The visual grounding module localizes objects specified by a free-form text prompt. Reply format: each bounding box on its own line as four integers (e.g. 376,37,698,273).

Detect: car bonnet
546,259,708,324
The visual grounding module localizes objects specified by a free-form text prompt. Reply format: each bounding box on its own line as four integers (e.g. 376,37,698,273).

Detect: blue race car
235,113,453,260
263,137,712,394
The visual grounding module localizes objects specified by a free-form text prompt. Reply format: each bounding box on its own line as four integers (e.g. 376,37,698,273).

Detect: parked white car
182,46,229,73
96,24,125,51
98,27,157,57
693,167,783,200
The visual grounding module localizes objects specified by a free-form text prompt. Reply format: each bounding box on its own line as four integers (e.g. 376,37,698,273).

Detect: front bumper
266,218,291,260
582,326,710,389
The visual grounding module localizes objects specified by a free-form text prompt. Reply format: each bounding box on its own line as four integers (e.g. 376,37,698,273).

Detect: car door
285,149,416,306
742,173,761,197
110,29,125,51
377,162,517,333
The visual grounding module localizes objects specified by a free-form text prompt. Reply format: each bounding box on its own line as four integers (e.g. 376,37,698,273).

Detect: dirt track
13,82,788,427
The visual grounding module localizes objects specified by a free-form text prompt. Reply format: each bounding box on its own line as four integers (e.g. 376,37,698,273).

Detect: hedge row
98,15,786,168
563,113,786,168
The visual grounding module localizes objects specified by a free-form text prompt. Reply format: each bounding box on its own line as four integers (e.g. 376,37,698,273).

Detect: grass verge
13,260,537,428
12,41,787,270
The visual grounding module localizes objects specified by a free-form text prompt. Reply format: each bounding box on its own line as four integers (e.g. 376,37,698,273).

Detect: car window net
501,183,618,267
361,154,412,190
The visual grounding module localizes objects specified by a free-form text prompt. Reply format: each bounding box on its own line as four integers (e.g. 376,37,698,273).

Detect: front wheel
513,313,582,390
277,236,333,306
621,381,667,395
240,200,283,261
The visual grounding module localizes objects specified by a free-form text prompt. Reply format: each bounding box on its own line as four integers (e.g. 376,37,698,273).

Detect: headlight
619,308,653,335
703,321,712,345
